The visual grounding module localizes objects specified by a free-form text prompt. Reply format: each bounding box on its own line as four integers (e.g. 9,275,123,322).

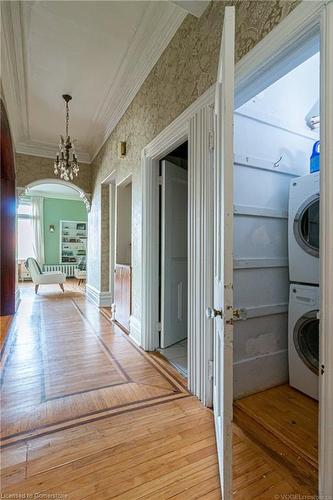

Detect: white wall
116,183,132,265
237,51,320,137
233,105,319,399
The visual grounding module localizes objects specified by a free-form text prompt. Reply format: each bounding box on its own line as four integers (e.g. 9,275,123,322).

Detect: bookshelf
60,220,87,264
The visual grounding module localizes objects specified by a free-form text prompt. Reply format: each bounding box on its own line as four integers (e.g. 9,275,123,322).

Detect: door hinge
157,322,161,331
233,308,247,320
208,360,214,380
158,175,163,185
209,130,214,151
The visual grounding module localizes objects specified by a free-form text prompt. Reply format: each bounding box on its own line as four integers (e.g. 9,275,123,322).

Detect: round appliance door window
294,311,319,374
294,194,320,257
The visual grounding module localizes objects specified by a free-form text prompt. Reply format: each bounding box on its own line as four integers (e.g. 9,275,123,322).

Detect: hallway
1,284,221,498
1,285,315,499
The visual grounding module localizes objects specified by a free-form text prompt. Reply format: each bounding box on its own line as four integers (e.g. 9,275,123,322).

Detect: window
17,199,35,260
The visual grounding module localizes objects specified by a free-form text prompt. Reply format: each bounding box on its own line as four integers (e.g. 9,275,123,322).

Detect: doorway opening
113,176,132,332
17,180,89,294
232,46,320,489
157,141,188,378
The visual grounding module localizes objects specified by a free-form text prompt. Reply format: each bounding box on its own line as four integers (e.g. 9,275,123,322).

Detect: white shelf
60,220,87,264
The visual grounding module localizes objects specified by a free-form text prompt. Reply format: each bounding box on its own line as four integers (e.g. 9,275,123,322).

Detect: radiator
43,264,77,277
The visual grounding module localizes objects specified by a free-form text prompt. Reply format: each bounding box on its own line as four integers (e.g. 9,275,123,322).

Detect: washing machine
288,284,319,400
288,172,320,285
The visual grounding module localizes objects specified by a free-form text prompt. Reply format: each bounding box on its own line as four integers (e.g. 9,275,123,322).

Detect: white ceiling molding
170,1,210,18
15,139,91,164
0,1,29,146
1,2,187,164
89,4,186,161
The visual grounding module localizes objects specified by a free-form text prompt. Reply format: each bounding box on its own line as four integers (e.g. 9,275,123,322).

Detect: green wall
43,198,87,264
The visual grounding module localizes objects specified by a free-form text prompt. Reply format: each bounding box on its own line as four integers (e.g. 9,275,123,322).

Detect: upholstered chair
25,257,66,294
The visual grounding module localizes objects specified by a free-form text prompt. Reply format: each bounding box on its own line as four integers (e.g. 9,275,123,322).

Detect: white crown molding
0,1,29,145
89,4,187,161
170,1,209,18
2,2,186,165
15,140,91,164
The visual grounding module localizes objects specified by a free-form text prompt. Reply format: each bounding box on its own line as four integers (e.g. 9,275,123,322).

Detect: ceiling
1,1,194,163
237,52,320,137
27,182,82,200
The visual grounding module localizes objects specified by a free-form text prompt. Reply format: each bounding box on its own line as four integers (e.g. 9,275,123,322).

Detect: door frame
141,89,215,406
115,173,133,268
160,159,188,349
233,3,332,495
101,171,133,317
101,170,117,308
141,3,332,493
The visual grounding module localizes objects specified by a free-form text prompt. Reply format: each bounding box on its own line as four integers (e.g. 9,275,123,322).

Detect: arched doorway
21,178,91,211
17,178,90,289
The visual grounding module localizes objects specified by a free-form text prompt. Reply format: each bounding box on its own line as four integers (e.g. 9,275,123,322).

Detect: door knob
206,307,223,319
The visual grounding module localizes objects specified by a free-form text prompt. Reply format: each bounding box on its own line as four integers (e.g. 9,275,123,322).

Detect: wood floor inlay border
0,292,189,448
99,306,188,392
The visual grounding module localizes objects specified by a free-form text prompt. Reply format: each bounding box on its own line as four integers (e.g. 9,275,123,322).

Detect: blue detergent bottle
310,141,320,173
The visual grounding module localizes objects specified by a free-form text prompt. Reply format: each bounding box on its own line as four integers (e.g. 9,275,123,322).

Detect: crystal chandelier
54,94,79,181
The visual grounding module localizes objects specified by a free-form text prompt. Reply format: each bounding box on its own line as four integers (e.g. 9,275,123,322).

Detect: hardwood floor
234,385,318,490
0,315,13,349
1,283,317,499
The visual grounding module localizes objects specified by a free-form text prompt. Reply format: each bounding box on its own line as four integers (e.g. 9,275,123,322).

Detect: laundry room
232,47,320,484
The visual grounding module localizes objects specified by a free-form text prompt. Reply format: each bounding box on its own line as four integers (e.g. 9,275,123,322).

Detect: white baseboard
86,284,112,308
129,315,141,346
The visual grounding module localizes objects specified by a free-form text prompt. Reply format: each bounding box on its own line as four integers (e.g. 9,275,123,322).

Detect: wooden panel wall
233,109,314,399
114,264,131,331
0,99,16,316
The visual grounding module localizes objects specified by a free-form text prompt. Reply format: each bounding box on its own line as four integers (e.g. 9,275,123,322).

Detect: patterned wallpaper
88,0,299,322
15,153,92,194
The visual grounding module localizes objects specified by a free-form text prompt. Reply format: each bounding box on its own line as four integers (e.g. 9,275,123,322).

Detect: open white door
207,6,235,497
319,1,333,496
161,160,188,348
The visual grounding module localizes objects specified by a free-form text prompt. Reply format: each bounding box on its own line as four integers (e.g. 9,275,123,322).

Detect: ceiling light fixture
54,94,79,181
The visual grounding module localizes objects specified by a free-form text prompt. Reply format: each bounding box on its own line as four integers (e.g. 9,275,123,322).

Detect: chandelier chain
65,101,69,137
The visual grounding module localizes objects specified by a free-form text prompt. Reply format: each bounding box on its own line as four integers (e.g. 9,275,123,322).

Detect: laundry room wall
233,98,318,399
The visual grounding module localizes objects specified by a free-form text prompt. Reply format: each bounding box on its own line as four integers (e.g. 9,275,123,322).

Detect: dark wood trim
0,99,16,317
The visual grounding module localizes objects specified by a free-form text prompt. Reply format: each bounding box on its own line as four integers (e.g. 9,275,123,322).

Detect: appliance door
293,194,320,257
293,310,319,374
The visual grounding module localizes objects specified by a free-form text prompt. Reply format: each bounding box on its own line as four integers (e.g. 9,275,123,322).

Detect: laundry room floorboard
233,384,318,489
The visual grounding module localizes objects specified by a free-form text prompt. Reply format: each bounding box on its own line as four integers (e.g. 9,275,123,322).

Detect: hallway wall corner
86,283,112,308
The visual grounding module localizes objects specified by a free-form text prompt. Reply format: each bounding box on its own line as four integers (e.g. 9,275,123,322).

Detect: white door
320,1,333,495
208,6,235,497
161,160,188,348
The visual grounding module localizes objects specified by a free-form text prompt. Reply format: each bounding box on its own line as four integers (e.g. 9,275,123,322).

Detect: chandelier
54,94,79,181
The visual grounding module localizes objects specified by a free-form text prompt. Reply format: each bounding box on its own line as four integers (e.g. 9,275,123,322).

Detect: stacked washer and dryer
288,171,320,400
